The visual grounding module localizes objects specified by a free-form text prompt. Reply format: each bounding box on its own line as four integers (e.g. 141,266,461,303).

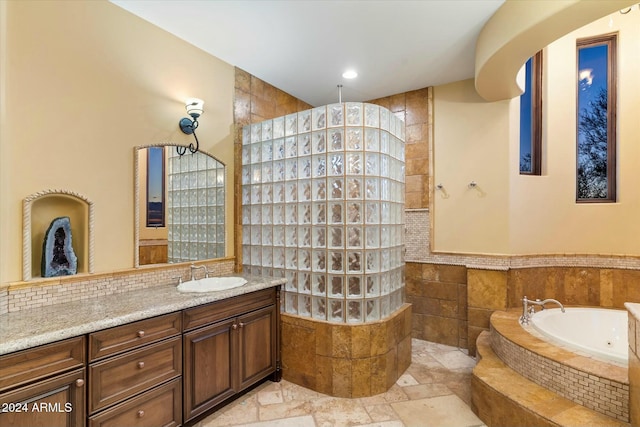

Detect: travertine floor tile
391,395,484,427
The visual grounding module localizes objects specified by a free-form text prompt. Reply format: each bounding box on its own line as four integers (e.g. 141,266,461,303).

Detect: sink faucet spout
190,264,209,281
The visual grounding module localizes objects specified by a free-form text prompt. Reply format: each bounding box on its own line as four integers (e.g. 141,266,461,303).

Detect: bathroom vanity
0,276,283,427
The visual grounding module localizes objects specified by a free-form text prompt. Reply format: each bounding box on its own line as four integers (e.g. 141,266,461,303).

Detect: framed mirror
134,144,226,266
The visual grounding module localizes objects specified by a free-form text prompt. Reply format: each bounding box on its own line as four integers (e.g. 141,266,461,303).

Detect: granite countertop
0,274,285,356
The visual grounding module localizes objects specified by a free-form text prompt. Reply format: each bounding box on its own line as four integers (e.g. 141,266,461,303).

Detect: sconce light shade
178,98,204,156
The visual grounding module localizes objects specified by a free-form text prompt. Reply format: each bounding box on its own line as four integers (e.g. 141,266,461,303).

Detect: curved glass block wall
242,103,405,323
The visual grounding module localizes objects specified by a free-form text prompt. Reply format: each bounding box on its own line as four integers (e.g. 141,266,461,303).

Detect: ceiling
111,0,505,107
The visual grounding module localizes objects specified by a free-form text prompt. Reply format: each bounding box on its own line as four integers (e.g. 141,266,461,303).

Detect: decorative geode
41,216,78,277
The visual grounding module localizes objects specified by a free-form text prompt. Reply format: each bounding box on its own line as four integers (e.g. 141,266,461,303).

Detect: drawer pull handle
232,323,238,330
137,410,145,418
239,322,245,329
137,330,145,338
75,379,84,387
137,361,145,369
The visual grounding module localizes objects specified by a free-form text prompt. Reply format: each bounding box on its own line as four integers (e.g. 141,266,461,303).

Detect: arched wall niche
23,189,94,280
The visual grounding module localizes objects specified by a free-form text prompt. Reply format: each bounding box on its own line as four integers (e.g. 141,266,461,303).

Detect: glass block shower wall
241,102,405,323
167,150,226,263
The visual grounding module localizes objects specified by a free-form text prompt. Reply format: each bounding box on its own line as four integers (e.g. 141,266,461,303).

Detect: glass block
285,182,297,203
299,226,311,247
298,133,311,157
298,157,311,179
285,113,297,136
299,203,311,225
366,202,380,224
381,202,391,223
242,225,251,245
312,296,327,320
348,276,362,298
312,179,327,201
329,178,343,199
273,204,285,225
298,110,311,133
348,252,362,273
312,273,327,295
261,120,273,141
285,136,297,158
328,103,344,127
273,116,285,138
261,163,272,185
346,102,362,126
250,205,261,224
261,139,273,162
286,204,297,224
312,131,326,154
380,178,390,201
365,299,380,321
242,125,251,146
380,132,390,156
242,186,251,206
381,248,391,270
312,106,326,131
285,226,297,247
346,128,362,150
298,294,311,317
284,292,297,314
312,202,326,225
364,104,380,128
380,295,390,318
329,202,343,224
329,275,344,297
380,107,389,131
380,271,390,295
262,225,273,245
365,152,379,176
380,226,390,248
250,184,261,205
262,247,273,267
366,251,379,273
347,178,362,199
262,184,273,204
242,145,251,165
312,250,326,271
273,161,284,182
365,274,380,296
366,225,380,248
329,299,344,322
347,226,362,248
251,246,261,265
286,248,297,269
250,143,261,164
298,249,311,271
312,154,327,178
273,247,285,268
347,300,363,323
329,226,343,248
365,178,379,200
273,138,285,160
329,251,343,273
285,158,297,181
251,122,262,143
329,154,343,176
347,202,361,224
328,129,343,151
312,228,326,248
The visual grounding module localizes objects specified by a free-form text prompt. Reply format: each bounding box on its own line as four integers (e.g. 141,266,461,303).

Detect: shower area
241,102,405,323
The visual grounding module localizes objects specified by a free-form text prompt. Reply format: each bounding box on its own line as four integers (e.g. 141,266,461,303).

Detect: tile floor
194,339,486,427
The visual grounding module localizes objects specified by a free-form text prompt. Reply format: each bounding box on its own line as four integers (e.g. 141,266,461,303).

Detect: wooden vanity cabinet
182,288,279,422
0,337,86,427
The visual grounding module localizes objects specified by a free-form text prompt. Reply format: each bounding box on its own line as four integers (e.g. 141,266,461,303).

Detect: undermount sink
177,276,248,293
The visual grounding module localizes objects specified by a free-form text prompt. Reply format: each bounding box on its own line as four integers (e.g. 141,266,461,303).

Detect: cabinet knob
137,330,145,338
232,323,238,330
137,410,145,418
137,361,145,369
75,378,84,387
239,322,245,329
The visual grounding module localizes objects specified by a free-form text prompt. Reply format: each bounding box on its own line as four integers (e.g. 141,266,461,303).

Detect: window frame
575,33,617,203
519,51,543,176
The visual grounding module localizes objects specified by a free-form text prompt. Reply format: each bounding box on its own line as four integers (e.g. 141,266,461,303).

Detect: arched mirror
134,144,225,266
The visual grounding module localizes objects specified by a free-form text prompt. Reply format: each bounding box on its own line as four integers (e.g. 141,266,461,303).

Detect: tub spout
520,296,565,325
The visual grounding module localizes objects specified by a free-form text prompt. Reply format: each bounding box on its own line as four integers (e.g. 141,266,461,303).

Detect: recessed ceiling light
342,70,358,79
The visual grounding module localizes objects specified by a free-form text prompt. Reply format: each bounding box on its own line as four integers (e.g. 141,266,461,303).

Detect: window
576,33,617,202
519,51,542,175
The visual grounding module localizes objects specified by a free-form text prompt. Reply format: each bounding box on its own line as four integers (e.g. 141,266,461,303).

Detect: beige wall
0,1,235,284
433,12,640,256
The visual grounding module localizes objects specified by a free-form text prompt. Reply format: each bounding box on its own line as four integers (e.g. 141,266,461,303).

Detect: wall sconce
177,98,204,156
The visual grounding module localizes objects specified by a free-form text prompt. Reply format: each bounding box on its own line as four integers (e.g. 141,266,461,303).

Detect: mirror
134,144,226,266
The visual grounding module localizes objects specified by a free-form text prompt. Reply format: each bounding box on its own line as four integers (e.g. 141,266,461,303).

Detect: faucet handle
171,276,183,285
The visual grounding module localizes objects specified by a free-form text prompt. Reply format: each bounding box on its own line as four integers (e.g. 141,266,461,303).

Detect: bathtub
530,307,628,365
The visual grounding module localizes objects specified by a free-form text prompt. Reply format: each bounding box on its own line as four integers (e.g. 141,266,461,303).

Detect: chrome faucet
190,264,209,280
519,296,565,325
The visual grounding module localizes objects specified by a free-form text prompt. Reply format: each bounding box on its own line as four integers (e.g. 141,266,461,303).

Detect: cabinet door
0,368,85,427
238,305,277,391
183,318,236,422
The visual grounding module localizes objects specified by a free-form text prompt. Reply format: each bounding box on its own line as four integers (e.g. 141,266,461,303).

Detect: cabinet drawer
89,336,181,413
183,288,276,331
89,378,181,427
0,336,85,393
89,312,181,361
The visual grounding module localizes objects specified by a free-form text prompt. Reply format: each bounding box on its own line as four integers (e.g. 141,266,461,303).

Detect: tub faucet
519,296,565,325
190,264,209,280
